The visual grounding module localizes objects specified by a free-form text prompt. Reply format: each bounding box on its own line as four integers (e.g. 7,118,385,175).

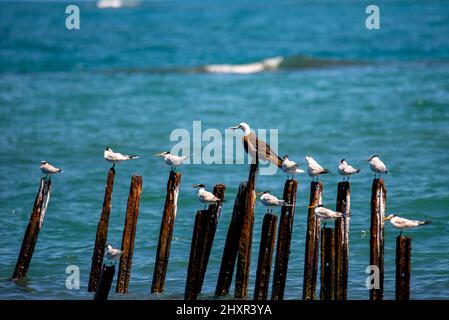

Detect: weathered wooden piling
215,182,247,297
320,227,335,300
185,210,207,300
334,181,350,300
197,184,226,291
302,181,323,300
116,175,142,294
12,178,52,281
185,184,226,300
94,264,115,301
151,170,182,294
88,167,115,292
396,236,411,300
271,179,298,300
369,178,386,300
254,213,277,300
235,162,258,299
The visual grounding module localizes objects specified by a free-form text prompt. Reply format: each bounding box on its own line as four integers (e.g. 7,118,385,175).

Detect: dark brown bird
229,122,283,168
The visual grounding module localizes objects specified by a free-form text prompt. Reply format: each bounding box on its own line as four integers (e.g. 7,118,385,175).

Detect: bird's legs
399,230,403,237
112,163,115,170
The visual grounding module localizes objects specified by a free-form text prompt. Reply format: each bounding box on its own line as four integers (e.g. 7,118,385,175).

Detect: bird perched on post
40,161,63,179
193,184,221,209
105,243,123,265
104,147,139,169
282,155,305,179
305,155,330,181
309,204,343,227
385,214,431,236
257,191,293,214
154,151,190,171
228,122,283,168
338,159,360,181
368,155,388,178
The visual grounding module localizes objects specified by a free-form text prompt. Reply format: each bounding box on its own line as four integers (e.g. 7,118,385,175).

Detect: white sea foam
204,56,284,74
97,0,140,9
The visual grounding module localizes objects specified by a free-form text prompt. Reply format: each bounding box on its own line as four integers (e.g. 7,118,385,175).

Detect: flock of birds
39,122,430,261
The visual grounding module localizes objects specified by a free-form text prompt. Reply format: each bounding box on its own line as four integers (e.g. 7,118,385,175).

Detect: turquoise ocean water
0,0,448,300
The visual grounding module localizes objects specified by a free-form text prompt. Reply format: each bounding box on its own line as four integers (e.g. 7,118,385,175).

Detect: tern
368,155,388,178
105,243,123,265
282,155,305,179
155,151,190,171
309,204,344,227
338,159,360,181
40,161,63,179
193,184,221,209
229,122,283,168
305,155,330,181
385,214,431,236
104,147,139,168
257,191,293,213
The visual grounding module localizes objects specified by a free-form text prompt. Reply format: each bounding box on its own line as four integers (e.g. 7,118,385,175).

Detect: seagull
105,243,123,265
193,184,221,209
229,122,283,168
368,155,388,178
338,159,360,181
385,214,431,236
282,155,305,179
257,191,293,213
104,147,139,168
309,204,344,227
305,155,330,181
154,151,190,171
40,161,63,179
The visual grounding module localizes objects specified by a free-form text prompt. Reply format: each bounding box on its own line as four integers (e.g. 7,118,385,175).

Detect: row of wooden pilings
11,165,411,301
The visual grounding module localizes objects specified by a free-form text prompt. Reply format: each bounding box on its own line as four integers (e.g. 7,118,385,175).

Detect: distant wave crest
97,0,140,9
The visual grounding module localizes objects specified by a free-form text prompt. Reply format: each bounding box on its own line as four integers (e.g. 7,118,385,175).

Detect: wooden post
184,185,226,300
302,181,323,300
369,178,386,300
334,181,350,300
88,167,115,292
320,227,335,300
197,184,226,292
185,210,206,300
396,236,411,300
271,179,298,300
235,162,258,299
12,178,52,281
215,182,247,297
254,213,277,300
94,264,115,301
151,170,181,294
116,175,142,294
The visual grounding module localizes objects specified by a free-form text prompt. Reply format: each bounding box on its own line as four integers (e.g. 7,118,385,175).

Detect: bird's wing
374,158,387,172
45,163,59,173
244,133,282,168
309,158,324,171
285,160,298,169
264,194,280,205
201,190,220,202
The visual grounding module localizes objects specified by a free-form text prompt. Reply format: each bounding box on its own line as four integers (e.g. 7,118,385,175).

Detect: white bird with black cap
193,184,221,209
305,155,330,181
40,161,63,179
257,191,293,213
282,155,305,179
385,214,431,236
104,147,139,168
308,204,344,227
338,159,360,181
368,155,388,178
105,243,123,265
154,151,190,171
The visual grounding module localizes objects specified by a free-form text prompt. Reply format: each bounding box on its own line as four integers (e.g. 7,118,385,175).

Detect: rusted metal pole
320,227,335,300
303,181,323,300
94,264,115,301
271,178,298,300
185,210,206,300
334,181,350,300
396,236,411,300
12,178,52,281
151,170,181,294
235,162,258,299
369,178,386,300
215,182,247,297
254,213,277,300
88,167,115,292
116,175,142,294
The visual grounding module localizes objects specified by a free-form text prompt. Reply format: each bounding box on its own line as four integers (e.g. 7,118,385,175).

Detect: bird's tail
128,155,139,160
281,201,294,207
420,220,432,226
356,169,361,173
322,168,331,174
295,168,305,174
58,169,63,173
276,156,283,169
